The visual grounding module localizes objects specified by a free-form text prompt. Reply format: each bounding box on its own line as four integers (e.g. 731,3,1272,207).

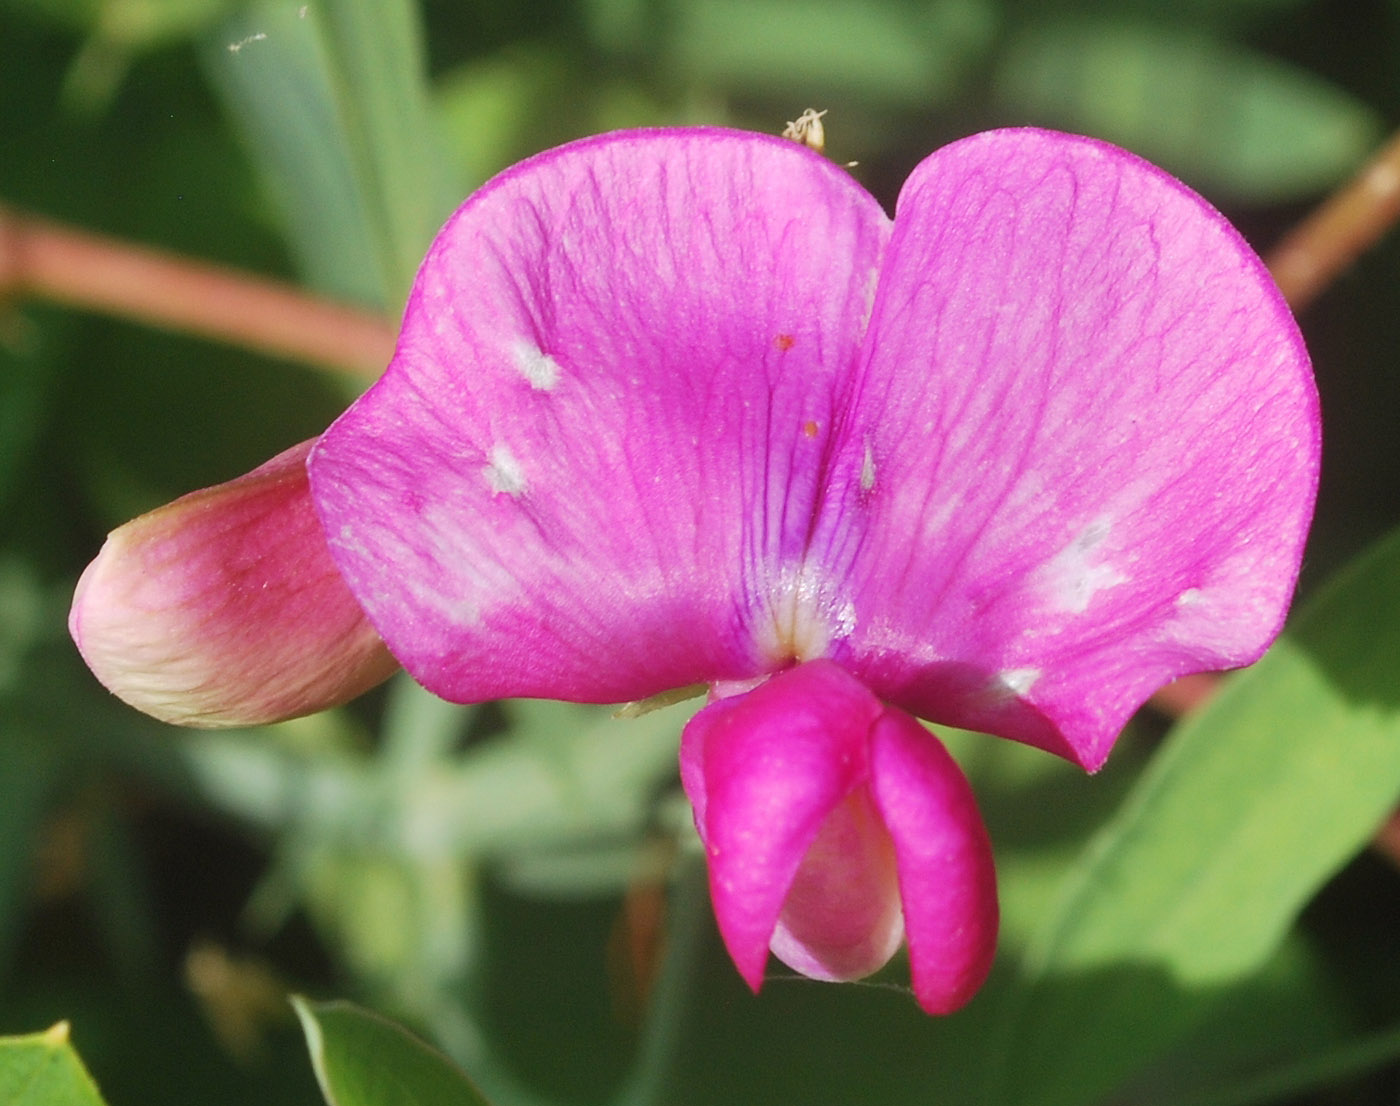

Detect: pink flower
70,127,1319,1013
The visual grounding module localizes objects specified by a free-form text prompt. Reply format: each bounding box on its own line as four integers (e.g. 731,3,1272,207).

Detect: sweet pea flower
70,127,1319,1014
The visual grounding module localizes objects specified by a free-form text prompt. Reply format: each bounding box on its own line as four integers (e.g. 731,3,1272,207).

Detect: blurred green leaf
942,720,1153,953
169,696,685,857
437,47,671,187
1168,1015,1400,1106
664,0,996,107
0,340,53,516
436,47,577,186
994,20,1381,201
0,732,64,980
293,846,479,1014
1124,931,1356,1105
1042,0,1312,24
5,0,235,111
201,0,456,310
84,801,162,985
0,1024,109,1106
0,558,49,689
990,523,1400,1106
293,997,494,1106
0,563,71,977
4,0,232,44
379,673,474,774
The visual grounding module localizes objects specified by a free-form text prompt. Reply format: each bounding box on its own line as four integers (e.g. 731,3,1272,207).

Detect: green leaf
1121,931,1356,1105
0,332,54,515
3,0,233,45
293,997,494,1106
989,523,1400,1106
0,570,71,977
436,47,671,189
1170,1016,1400,1106
994,19,1381,201
663,0,996,107
1073,0,1311,24
0,1023,109,1106
201,0,456,310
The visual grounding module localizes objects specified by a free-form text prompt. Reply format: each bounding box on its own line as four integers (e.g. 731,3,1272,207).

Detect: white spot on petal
860,442,876,493
997,667,1040,697
1040,518,1125,614
483,445,526,496
510,339,561,391
979,666,1041,708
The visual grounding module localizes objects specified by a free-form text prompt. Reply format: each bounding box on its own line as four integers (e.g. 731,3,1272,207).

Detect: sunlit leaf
436,48,671,188
1122,932,1355,1105
0,341,52,515
0,736,60,975
994,20,1380,201
664,0,996,106
1168,1015,1400,1106
0,1024,109,1106
989,524,1400,1106
3,0,233,44
293,997,494,1106
201,0,456,310
1078,0,1310,22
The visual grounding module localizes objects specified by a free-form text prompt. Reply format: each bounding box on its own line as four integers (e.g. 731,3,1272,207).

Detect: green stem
1169,1020,1400,1106
611,853,710,1106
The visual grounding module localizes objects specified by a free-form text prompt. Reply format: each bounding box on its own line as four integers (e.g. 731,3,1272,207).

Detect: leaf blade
293,997,495,1106
994,19,1380,201
0,1024,109,1106
991,524,1400,1106
201,0,454,310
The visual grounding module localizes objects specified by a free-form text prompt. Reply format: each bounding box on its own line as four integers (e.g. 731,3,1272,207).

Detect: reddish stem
0,203,394,378
1376,811,1400,872
1267,127,1400,313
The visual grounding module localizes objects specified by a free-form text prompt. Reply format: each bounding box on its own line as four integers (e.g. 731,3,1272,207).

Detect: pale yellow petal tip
42,1020,71,1046
65,460,401,729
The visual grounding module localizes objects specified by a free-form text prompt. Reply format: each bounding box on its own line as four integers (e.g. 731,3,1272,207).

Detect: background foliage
3,0,1400,1103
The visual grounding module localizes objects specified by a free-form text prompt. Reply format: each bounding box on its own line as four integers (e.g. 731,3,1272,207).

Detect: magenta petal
868,712,997,1014
310,129,891,705
817,129,1320,769
69,441,399,726
679,662,882,991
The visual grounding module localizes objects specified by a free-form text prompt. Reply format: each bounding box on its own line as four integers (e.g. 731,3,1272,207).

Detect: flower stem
1266,126,1400,312
0,203,394,378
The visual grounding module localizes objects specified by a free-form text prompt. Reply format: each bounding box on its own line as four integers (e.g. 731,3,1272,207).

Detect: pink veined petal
309,128,891,706
69,441,399,727
679,661,882,991
868,711,997,1014
811,128,1320,769
768,782,906,983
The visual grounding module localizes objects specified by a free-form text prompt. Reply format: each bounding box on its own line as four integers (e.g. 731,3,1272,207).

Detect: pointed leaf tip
292,996,495,1106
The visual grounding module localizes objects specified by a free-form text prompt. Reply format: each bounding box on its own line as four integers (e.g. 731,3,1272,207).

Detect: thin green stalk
611,854,711,1106
1170,1021,1400,1106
